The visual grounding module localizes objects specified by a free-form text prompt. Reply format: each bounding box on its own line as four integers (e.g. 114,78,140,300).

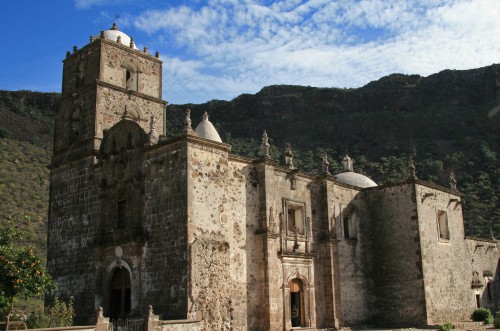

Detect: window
117,200,126,229
70,109,81,143
125,69,137,90
343,217,350,239
343,215,357,239
284,200,305,236
122,60,139,91
476,294,481,308
287,207,304,235
437,210,450,240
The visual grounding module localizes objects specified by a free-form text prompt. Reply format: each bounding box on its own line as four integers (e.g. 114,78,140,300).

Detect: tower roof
195,112,222,143
100,23,138,50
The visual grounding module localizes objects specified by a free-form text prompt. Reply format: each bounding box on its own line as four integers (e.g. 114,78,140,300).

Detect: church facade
47,25,499,330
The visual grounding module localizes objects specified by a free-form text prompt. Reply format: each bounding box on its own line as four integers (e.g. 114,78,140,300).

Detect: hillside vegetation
0,64,499,256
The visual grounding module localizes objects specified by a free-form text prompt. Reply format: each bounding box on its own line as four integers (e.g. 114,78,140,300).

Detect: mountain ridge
0,63,498,253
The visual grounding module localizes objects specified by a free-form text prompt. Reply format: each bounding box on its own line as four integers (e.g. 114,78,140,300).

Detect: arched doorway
110,268,131,319
290,278,304,327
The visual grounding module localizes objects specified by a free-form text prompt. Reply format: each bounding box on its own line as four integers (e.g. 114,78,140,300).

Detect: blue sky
1,0,500,104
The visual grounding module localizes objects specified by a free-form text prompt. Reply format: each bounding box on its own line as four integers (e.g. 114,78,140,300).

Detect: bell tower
48,24,166,322
53,23,166,165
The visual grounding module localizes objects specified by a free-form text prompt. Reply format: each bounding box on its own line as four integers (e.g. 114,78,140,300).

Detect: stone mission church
48,24,499,330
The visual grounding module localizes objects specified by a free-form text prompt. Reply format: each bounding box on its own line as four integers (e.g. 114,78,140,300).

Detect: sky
1,0,500,104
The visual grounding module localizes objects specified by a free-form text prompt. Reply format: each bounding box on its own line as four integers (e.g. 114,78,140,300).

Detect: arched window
290,278,304,327
110,268,131,319
122,60,139,91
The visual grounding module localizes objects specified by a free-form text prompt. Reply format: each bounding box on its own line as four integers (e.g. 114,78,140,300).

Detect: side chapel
47,24,500,330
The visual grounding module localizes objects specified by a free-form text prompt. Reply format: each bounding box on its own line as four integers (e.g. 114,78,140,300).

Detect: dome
195,112,222,143
100,23,138,50
333,154,377,188
334,172,377,188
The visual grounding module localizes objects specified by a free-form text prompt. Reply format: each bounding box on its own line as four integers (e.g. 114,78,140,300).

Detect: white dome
100,23,138,50
195,112,222,143
334,172,377,188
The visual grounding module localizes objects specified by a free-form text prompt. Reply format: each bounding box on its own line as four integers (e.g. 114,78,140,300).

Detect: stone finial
111,22,119,30
116,35,122,44
285,143,294,169
322,152,330,175
73,46,78,53
98,306,103,318
147,115,159,145
449,169,457,190
202,111,209,121
100,30,105,39
130,37,135,48
155,51,159,58
342,154,353,172
143,46,148,54
66,51,71,58
185,109,193,133
148,305,154,317
261,130,270,158
408,154,417,179
90,35,95,43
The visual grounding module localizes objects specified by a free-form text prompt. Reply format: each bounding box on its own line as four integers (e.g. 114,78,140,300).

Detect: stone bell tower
53,22,166,165
48,23,166,322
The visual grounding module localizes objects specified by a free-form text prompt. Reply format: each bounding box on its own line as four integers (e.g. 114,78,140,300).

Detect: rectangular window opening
285,200,305,236
343,217,350,239
437,210,450,241
343,216,357,240
117,200,127,229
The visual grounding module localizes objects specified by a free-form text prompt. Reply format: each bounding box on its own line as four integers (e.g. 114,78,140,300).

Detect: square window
284,200,305,236
437,210,450,241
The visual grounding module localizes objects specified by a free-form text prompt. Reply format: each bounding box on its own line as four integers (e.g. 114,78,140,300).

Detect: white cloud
129,0,500,104
75,0,134,10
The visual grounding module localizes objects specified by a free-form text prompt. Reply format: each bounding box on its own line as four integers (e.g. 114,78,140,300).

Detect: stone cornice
64,38,162,64
363,177,462,196
228,154,254,163
96,80,167,105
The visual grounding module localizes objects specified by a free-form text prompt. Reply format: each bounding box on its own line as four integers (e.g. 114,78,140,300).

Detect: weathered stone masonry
48,24,500,330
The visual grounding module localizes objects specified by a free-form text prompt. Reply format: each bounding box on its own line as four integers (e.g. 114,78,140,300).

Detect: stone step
452,321,484,329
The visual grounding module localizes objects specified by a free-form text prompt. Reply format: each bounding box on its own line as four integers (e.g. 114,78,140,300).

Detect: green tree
0,214,54,331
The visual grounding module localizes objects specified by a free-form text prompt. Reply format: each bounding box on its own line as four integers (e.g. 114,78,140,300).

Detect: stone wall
257,162,318,330
100,41,162,99
141,140,190,318
56,40,101,154
55,39,165,156
186,137,259,330
416,182,500,323
47,156,100,322
328,182,373,326
61,42,101,97
95,84,164,142
364,182,427,326
465,238,499,313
